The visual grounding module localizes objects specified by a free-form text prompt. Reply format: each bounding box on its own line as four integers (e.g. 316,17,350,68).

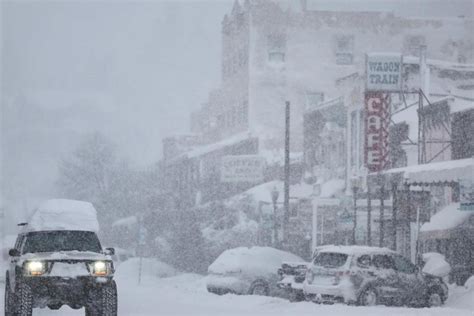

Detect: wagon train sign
365,92,390,172
366,53,403,92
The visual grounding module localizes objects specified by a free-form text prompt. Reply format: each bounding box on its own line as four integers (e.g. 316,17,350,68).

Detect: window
357,255,372,268
335,35,354,65
372,254,395,270
403,35,426,56
305,92,324,109
268,52,285,63
267,33,286,63
313,252,348,268
393,255,417,274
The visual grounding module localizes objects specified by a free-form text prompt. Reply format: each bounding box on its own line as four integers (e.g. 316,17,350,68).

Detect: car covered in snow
4,199,117,315
276,246,331,302
303,245,448,307
206,246,303,297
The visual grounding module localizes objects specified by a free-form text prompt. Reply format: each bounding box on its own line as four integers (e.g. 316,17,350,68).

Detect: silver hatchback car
303,246,448,307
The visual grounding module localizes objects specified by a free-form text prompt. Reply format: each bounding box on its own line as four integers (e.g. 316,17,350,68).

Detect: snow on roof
317,245,395,256
235,180,314,204
320,179,345,198
112,216,137,228
403,56,474,72
27,199,99,232
175,132,254,160
381,158,474,184
208,246,302,276
421,203,472,233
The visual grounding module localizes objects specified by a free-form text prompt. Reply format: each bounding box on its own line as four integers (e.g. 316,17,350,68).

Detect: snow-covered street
1,267,473,316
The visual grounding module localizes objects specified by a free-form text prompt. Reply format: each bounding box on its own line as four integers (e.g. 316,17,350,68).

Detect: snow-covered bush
422,252,451,277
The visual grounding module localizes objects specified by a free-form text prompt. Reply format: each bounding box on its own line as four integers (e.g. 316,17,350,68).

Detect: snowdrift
28,199,99,232
208,246,303,277
116,257,177,279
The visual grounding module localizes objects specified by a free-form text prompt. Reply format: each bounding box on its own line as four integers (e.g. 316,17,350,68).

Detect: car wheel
86,281,118,316
427,291,443,307
358,287,379,306
16,283,33,316
250,281,269,296
4,275,16,316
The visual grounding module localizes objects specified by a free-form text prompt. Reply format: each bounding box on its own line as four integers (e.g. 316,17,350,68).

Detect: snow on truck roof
317,245,395,256
26,199,99,232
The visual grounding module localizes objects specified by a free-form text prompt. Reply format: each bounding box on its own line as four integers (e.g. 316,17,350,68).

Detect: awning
377,158,474,185
419,203,473,240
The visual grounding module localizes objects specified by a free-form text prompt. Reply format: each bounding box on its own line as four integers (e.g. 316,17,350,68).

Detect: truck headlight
24,260,46,276
90,261,110,276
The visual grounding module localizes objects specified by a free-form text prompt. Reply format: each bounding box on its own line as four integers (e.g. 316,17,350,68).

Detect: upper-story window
335,35,354,65
305,91,325,109
403,35,426,56
267,33,286,63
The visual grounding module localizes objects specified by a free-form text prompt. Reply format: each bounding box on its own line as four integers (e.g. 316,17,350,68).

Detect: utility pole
379,183,385,247
352,185,358,245
367,182,372,246
284,101,290,249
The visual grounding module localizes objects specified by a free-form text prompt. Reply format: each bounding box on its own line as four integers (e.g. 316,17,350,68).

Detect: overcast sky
1,0,473,207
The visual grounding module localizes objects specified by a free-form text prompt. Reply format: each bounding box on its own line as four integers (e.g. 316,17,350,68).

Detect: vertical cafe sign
364,53,402,172
364,92,390,172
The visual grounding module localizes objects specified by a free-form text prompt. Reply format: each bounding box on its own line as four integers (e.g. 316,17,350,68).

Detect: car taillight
306,270,314,284
333,270,350,285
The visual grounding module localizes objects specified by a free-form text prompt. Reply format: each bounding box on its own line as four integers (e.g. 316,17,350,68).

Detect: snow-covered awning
420,203,473,240
175,132,255,160
378,158,474,185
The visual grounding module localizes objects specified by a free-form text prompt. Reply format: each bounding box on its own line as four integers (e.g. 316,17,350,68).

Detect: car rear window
313,252,348,268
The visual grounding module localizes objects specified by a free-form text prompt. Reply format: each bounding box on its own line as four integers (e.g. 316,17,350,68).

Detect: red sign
365,92,390,172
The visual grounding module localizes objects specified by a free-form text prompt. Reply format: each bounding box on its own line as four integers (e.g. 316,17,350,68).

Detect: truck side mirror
104,248,115,256
8,249,20,257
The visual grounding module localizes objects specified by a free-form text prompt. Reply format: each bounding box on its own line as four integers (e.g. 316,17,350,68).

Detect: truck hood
19,251,110,263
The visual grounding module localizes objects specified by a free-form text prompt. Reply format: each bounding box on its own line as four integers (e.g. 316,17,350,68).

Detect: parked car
303,245,448,307
206,246,303,297
277,261,308,301
4,199,117,316
277,246,330,301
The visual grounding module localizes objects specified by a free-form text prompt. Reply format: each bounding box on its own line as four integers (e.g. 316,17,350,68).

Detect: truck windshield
22,231,102,254
313,252,348,268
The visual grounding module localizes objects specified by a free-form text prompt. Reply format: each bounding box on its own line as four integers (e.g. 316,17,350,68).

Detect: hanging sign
365,92,390,172
366,53,403,92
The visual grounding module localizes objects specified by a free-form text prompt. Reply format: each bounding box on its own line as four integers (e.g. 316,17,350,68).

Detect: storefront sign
366,53,403,92
365,92,390,172
221,155,265,183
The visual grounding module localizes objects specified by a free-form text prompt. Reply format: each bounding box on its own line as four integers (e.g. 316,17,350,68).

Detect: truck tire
16,283,33,316
85,281,118,316
4,275,16,316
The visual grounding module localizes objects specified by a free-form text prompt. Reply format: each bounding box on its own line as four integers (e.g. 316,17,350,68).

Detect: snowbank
116,257,176,280
422,252,451,277
320,179,346,198
208,247,303,277
28,199,99,232
446,277,474,311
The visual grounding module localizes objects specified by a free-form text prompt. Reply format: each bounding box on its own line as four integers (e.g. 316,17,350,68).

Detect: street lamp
271,186,279,247
350,177,361,245
311,183,321,251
